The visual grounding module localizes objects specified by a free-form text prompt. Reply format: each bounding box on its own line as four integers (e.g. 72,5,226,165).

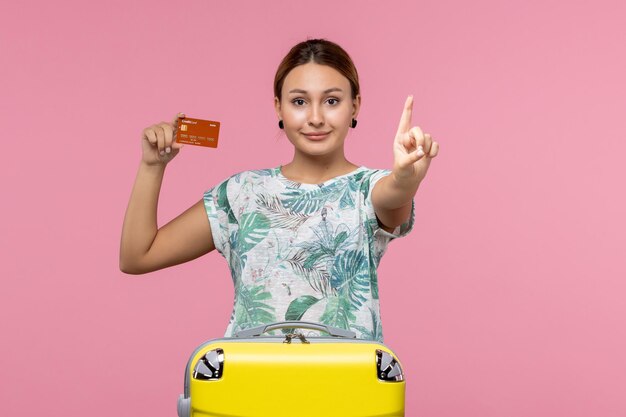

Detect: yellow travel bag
177,321,405,417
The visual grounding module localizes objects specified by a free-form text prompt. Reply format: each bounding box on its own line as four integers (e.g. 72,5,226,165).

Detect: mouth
302,132,331,141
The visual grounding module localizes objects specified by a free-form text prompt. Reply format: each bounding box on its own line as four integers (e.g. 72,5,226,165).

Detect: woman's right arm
119,113,215,275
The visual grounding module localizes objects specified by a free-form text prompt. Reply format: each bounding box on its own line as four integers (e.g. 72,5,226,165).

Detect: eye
327,98,340,105
292,98,306,106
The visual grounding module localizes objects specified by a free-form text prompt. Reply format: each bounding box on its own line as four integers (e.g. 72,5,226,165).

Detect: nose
307,103,324,127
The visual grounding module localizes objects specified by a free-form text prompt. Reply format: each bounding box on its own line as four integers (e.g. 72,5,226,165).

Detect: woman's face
275,62,360,159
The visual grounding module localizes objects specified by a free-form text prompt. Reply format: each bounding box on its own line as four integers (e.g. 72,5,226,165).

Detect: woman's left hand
392,95,439,183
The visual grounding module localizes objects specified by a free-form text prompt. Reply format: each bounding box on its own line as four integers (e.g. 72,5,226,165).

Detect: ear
352,94,361,119
274,96,282,119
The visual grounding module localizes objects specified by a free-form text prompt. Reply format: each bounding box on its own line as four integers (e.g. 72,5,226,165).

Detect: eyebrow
288,88,344,94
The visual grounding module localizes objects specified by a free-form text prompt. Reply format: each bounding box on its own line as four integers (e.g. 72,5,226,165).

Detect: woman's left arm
372,95,440,230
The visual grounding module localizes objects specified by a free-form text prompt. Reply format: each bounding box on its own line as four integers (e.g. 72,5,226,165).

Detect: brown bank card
176,117,220,148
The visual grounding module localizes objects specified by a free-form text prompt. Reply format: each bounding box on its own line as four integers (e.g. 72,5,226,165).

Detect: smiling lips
303,131,331,140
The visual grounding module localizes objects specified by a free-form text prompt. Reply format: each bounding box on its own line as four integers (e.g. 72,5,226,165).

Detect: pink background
2,0,625,415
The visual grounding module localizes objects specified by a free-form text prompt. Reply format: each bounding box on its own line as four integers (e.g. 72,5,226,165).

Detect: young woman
119,38,439,342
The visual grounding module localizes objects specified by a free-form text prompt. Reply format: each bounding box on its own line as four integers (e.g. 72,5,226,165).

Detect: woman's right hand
141,112,186,166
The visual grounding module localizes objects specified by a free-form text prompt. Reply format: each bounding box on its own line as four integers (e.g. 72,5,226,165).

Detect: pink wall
2,0,625,415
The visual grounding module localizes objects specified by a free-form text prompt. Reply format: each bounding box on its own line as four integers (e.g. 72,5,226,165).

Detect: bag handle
233,321,356,339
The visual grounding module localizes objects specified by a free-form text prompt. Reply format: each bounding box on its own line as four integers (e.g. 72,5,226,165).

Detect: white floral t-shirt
203,166,415,342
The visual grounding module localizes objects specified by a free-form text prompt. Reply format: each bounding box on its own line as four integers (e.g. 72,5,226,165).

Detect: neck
281,150,359,184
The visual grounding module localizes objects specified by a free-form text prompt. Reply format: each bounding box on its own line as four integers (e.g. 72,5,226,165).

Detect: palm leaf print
364,218,380,299
255,193,310,231
309,217,358,254
340,169,366,184
338,173,363,209
231,169,273,184
293,214,335,262
214,180,237,224
281,183,343,215
351,307,383,342
319,296,355,330
286,210,361,299
285,295,322,320
249,168,275,177
238,212,270,254
228,231,244,281
370,271,379,300
279,178,303,189
233,284,276,332
294,211,357,267
319,250,369,332
302,250,330,269
283,249,334,297
331,250,370,311
280,295,322,334
315,207,334,248
339,189,355,209
334,229,348,246
359,170,387,201
229,235,256,283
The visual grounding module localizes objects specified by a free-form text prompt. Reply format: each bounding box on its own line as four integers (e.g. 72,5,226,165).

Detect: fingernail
166,147,171,153
417,146,424,157
160,150,165,155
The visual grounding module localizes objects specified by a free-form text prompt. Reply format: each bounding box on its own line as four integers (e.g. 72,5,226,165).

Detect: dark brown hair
273,38,360,102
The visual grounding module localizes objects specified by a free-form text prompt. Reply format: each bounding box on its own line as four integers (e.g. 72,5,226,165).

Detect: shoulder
203,168,276,214
211,168,277,189
357,166,390,179
344,166,390,181
229,167,276,183
351,166,391,194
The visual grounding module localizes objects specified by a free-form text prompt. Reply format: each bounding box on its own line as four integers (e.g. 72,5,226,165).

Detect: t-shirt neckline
274,165,366,188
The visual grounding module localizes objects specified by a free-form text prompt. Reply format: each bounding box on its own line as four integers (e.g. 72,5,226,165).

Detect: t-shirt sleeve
365,169,415,241
203,177,234,258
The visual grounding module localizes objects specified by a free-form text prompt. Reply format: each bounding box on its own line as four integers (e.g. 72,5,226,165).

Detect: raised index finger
396,95,413,136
